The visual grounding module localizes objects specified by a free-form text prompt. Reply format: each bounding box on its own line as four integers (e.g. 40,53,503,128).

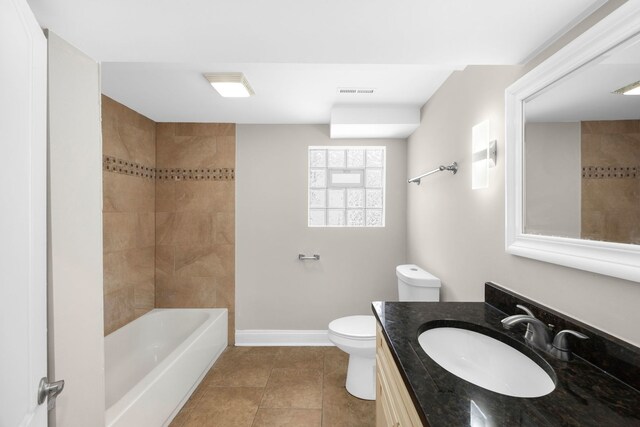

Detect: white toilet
327,264,441,400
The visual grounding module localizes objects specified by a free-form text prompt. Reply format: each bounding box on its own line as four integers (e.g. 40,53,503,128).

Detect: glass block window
308,146,385,227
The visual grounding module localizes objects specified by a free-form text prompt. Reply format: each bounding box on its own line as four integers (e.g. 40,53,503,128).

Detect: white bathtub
105,308,227,427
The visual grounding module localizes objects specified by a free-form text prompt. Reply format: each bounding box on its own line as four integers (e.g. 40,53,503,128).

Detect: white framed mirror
505,2,640,283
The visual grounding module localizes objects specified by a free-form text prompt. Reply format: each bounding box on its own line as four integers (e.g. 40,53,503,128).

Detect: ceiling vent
337,87,375,95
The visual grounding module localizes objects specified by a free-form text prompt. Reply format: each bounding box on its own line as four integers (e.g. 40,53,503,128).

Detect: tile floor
170,346,376,427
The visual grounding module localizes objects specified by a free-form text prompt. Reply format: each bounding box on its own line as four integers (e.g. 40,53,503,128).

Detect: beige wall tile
174,245,220,277
136,212,156,248
227,315,235,345
156,122,175,138
173,212,216,246
102,96,157,335
173,181,235,213
216,275,235,311
582,120,640,135
581,120,640,245
124,246,155,285
582,133,640,166
216,212,235,244
155,275,216,308
157,136,218,169
134,278,155,310
118,121,156,166
104,212,139,252
155,245,175,276
174,123,235,137
174,181,218,212
155,212,175,245
215,135,236,166
155,180,176,212
102,95,155,166
104,173,155,213
104,286,135,335
103,104,237,337
103,250,127,295
173,244,234,279
155,122,235,340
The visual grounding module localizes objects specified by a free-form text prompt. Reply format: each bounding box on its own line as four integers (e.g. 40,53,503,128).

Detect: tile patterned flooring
170,346,375,427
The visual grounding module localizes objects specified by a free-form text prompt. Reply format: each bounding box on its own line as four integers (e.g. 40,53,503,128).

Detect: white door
0,0,48,426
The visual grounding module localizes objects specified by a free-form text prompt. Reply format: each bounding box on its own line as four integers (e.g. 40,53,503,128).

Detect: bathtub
105,309,227,427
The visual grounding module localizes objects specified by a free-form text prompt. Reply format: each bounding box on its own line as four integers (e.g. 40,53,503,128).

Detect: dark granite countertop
372,300,640,427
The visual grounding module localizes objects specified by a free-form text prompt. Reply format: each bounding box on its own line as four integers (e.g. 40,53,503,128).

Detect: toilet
327,264,441,400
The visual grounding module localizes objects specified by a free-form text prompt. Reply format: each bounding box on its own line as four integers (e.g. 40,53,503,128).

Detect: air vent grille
337,87,375,95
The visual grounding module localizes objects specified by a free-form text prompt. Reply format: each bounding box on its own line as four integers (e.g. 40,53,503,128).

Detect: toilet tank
396,264,441,301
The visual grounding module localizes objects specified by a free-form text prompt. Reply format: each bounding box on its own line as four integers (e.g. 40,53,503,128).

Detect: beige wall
47,31,105,427
102,95,156,335
155,123,236,343
407,64,640,346
581,120,640,244
236,125,406,331
524,122,581,238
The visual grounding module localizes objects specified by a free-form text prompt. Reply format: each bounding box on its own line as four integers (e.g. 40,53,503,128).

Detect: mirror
524,35,640,244
505,3,640,282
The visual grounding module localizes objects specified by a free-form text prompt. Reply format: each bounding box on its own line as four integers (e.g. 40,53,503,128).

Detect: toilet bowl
328,264,441,401
328,315,376,400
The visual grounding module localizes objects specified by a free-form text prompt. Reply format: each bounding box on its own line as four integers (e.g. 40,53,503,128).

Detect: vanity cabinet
376,323,424,427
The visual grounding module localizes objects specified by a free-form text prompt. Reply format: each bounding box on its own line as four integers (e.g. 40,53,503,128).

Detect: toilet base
345,354,376,400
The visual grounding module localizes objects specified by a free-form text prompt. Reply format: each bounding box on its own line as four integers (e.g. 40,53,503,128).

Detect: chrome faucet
501,305,588,360
515,304,535,341
501,313,553,352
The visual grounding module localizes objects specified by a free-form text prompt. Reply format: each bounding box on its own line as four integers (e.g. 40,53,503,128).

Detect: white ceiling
28,0,607,124
526,36,640,122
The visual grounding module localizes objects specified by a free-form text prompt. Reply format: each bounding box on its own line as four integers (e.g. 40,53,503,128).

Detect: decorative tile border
103,155,234,181
156,167,234,181
103,155,155,179
582,166,637,179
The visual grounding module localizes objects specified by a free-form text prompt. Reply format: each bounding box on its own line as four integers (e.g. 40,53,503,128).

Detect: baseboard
235,329,334,346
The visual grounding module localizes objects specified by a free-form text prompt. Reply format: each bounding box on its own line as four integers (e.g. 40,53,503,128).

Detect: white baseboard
235,329,334,346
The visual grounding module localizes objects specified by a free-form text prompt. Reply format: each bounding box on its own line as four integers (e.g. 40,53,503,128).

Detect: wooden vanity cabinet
376,323,424,427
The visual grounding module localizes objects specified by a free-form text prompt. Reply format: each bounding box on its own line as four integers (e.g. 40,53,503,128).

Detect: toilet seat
328,315,376,341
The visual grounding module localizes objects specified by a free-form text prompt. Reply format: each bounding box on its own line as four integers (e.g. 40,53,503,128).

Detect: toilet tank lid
396,264,441,287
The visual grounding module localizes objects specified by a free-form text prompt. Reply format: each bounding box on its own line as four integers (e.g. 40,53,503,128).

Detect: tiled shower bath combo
102,95,236,342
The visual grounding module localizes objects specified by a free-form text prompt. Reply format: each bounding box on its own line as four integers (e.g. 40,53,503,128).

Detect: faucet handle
552,329,588,351
516,304,534,317
550,329,588,361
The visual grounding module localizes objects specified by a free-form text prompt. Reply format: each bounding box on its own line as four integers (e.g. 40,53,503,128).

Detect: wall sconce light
472,120,497,189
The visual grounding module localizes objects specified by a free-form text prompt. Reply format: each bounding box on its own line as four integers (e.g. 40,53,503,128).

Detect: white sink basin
418,327,555,398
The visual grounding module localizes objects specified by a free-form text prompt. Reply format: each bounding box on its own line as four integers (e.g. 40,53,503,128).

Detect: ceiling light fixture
204,73,254,97
612,80,640,95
